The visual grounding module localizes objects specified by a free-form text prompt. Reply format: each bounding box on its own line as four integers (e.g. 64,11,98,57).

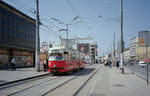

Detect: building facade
136,31,150,61
136,47,150,61
0,1,36,69
129,37,137,60
123,48,130,63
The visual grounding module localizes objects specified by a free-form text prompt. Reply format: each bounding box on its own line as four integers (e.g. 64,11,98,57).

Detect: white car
139,61,147,67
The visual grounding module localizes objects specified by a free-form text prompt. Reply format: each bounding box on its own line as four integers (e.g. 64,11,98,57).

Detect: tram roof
49,46,79,52
48,46,86,55
49,46,66,50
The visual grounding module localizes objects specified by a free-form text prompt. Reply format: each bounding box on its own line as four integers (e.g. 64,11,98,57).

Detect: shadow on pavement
77,68,96,76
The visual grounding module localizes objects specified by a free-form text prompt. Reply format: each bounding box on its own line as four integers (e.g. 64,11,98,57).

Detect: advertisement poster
77,43,90,55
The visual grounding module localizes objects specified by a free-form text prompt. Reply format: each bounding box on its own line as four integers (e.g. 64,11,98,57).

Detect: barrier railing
126,63,150,85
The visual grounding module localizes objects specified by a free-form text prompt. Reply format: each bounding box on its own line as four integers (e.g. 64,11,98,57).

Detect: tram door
64,51,69,66
79,53,81,69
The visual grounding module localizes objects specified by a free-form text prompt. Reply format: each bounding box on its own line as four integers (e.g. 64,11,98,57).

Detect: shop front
0,47,34,69
0,48,9,69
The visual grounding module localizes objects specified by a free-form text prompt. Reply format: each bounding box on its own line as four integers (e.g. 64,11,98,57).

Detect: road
1,64,150,96
0,64,101,96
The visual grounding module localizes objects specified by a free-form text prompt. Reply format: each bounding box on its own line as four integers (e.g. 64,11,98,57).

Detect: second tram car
48,46,85,74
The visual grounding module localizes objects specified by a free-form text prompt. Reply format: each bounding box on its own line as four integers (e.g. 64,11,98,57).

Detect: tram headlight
53,64,56,68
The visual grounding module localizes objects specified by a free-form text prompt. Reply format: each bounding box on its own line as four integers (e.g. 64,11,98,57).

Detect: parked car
139,61,147,67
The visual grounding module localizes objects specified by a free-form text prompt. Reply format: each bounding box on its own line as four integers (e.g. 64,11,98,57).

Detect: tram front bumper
49,68,64,70
49,67,65,73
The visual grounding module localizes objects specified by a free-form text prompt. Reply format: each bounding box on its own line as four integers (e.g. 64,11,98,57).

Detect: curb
0,73,50,87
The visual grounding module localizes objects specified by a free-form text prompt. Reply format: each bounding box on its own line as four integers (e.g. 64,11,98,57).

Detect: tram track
0,64,97,96
0,69,85,96
5,72,83,96
42,65,102,96
0,75,60,96
0,64,91,90
7,77,60,96
41,66,93,96
73,65,102,96
0,74,53,90
41,75,78,96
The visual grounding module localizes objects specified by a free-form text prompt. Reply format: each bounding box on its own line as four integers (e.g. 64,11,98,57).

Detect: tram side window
72,52,76,60
71,54,74,60
49,53,63,60
80,54,85,61
63,54,67,60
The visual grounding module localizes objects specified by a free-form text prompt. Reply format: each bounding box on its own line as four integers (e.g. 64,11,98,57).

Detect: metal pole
113,32,116,65
36,0,40,71
146,46,149,85
66,25,68,48
120,0,124,73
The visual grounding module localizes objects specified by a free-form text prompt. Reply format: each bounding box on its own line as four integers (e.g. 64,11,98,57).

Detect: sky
3,0,150,56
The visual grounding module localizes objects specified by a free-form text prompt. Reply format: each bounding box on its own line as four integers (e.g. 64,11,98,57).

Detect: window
49,53,63,61
0,6,36,49
0,18,1,24
0,26,2,42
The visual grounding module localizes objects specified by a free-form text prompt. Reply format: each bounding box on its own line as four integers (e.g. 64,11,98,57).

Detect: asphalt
0,68,50,86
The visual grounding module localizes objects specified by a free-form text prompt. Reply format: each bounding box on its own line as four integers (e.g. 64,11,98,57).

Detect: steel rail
7,76,60,96
73,66,102,96
0,74,52,90
42,65,102,96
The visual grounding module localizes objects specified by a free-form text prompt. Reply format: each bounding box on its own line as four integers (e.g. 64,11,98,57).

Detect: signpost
42,42,48,51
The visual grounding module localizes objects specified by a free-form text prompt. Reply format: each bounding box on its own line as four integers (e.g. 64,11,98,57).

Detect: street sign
42,42,48,50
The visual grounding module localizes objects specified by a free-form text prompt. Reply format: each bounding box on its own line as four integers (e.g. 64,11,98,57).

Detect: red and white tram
48,47,85,74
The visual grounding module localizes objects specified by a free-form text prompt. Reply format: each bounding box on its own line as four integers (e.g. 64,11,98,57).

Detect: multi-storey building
136,31,150,61
123,48,130,62
0,1,36,69
129,37,137,60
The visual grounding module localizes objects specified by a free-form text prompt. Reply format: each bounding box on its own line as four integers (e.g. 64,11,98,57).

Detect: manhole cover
113,84,124,87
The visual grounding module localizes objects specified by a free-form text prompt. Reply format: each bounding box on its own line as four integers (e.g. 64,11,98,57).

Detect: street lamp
120,0,124,73
51,16,81,48
36,0,40,72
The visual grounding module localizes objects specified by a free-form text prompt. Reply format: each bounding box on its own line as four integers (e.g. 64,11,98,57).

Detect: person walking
109,61,112,68
46,58,49,70
11,57,16,71
117,61,119,68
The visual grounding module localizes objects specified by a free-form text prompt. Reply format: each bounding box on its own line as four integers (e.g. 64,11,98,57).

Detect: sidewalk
0,68,50,86
91,66,150,96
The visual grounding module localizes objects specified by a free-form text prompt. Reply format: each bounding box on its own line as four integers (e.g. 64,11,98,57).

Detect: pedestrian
117,61,119,68
109,61,112,68
43,58,47,72
46,58,49,70
11,57,16,71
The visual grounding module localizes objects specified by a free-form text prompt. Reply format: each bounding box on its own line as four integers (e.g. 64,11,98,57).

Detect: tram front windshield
49,53,63,60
